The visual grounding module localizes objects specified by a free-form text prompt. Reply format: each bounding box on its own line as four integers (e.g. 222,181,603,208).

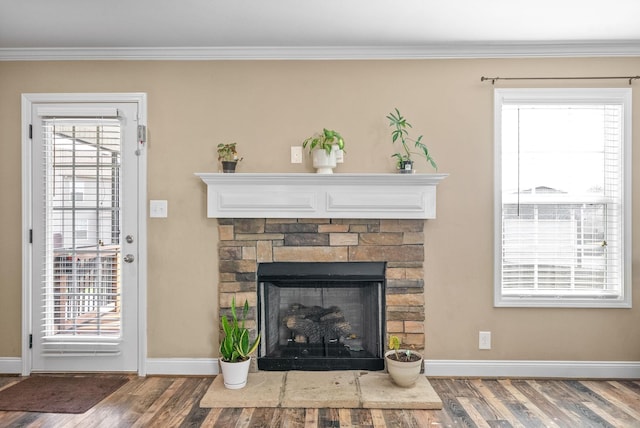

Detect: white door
26,97,145,372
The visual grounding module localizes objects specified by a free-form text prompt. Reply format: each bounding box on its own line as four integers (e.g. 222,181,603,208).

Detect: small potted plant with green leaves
217,143,242,173
387,108,437,173
385,335,423,387
219,297,261,389
302,128,345,174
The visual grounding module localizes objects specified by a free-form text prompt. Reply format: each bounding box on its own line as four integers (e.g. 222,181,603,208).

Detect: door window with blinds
494,88,631,308
41,115,123,344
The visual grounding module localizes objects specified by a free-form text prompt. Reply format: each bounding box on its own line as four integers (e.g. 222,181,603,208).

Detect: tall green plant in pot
387,108,437,173
219,297,261,389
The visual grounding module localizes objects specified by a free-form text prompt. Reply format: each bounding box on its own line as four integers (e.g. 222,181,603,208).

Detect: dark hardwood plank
368,408,386,428
200,407,224,426
467,379,520,427
413,408,454,428
528,380,616,428
510,379,577,427
212,407,244,428
0,375,638,427
318,408,340,428
176,377,214,427
349,408,374,428
435,378,487,426
247,407,277,428
282,408,306,428
269,407,286,428
130,377,186,427
583,380,640,419
233,407,255,428
304,407,319,428
162,378,208,426
492,379,547,427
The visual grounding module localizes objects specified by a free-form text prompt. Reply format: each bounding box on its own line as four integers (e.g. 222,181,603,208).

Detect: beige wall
1,57,639,362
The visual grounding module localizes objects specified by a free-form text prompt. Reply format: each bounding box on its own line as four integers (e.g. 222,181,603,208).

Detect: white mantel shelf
195,173,448,219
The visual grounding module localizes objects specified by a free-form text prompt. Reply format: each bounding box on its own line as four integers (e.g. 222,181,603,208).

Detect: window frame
494,88,632,308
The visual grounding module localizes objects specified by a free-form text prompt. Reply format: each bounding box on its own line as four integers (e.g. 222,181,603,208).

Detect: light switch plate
291,146,303,163
150,200,168,218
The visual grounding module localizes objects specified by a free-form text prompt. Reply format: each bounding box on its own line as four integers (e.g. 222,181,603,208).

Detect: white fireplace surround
195,173,447,219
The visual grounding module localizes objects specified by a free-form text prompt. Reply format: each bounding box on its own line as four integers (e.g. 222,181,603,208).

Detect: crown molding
1,40,640,61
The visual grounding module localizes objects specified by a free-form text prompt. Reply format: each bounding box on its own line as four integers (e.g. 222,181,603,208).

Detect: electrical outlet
479,331,491,350
291,146,303,163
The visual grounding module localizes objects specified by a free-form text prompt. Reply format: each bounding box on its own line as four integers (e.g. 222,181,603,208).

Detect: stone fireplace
217,217,427,370
197,173,446,371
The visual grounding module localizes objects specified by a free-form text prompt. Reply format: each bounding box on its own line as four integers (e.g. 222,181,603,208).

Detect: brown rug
0,375,129,414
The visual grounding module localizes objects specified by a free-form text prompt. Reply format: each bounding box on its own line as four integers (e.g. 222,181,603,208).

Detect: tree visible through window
494,88,631,308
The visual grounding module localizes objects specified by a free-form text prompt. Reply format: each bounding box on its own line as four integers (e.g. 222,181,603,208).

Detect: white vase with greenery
302,128,345,174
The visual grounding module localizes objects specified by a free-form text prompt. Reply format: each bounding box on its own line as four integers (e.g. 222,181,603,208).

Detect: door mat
0,375,129,414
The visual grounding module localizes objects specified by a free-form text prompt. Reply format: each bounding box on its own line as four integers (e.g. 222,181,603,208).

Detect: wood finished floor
1,376,639,427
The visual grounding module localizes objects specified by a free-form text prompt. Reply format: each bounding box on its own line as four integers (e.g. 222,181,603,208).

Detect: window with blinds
494,89,631,308
41,117,123,350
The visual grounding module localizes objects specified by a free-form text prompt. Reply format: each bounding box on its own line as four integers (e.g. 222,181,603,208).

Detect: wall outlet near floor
479,331,491,350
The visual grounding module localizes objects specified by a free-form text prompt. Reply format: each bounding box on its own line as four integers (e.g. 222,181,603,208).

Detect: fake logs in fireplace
257,261,386,371
283,303,352,344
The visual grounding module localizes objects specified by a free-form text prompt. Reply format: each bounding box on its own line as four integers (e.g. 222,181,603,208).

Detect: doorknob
126,235,134,244
124,254,135,263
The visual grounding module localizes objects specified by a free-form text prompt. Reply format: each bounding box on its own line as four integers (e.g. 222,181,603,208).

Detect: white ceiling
1,0,640,59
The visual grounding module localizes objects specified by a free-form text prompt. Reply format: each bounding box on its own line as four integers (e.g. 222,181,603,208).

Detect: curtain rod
481,76,640,85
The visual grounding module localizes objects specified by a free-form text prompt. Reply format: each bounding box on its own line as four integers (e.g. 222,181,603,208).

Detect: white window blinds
40,116,123,353
495,89,631,308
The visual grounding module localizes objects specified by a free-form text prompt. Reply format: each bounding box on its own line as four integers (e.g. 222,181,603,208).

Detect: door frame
21,93,148,376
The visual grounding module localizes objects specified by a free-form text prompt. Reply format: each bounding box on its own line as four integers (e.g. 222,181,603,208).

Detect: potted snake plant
219,297,261,389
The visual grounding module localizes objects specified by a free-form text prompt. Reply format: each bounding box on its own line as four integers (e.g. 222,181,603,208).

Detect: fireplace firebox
257,262,386,371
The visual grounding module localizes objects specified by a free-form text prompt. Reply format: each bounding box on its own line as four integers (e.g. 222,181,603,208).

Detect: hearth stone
198,371,443,409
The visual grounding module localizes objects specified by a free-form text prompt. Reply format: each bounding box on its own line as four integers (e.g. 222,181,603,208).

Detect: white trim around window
494,88,632,308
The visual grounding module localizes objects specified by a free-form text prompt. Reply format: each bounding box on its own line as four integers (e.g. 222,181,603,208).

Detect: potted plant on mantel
387,108,437,173
302,128,345,174
385,335,423,387
217,142,242,173
219,297,261,389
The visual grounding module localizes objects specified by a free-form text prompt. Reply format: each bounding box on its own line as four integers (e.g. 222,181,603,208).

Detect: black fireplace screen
257,262,386,371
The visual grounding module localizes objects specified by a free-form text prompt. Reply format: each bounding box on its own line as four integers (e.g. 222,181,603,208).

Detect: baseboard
425,359,640,379
145,358,219,376
0,357,220,376
0,358,23,374
6,357,638,378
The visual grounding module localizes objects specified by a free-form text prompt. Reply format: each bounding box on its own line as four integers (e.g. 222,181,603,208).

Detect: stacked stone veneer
217,218,426,359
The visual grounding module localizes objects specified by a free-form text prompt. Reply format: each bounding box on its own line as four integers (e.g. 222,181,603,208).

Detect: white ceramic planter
311,147,337,173
385,350,423,387
219,358,251,389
